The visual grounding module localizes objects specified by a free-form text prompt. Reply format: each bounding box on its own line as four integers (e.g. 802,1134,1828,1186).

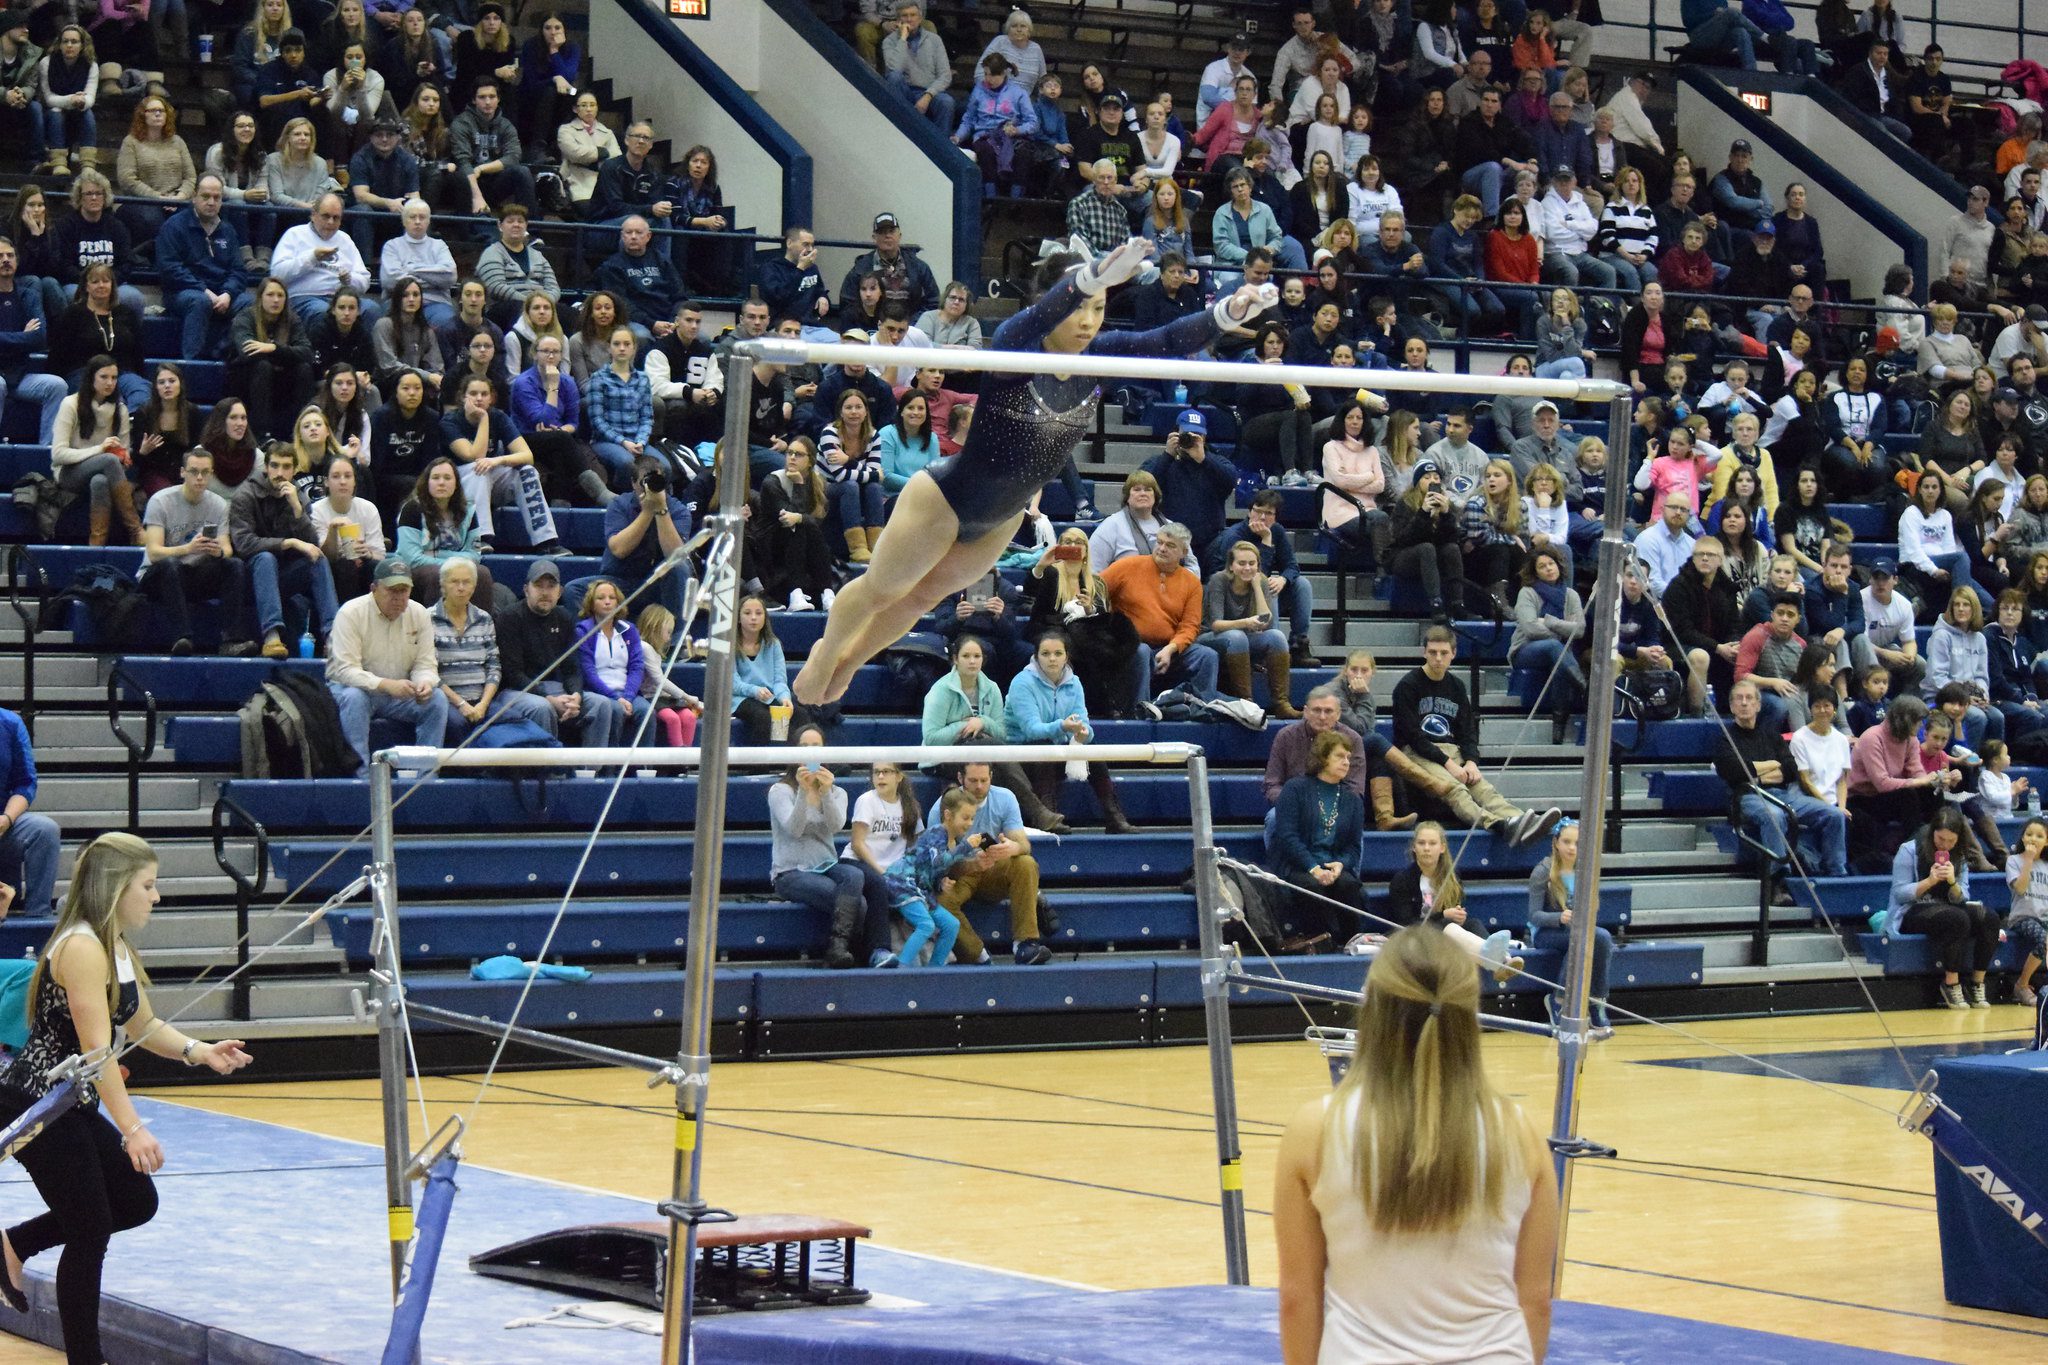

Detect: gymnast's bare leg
797,476,1022,703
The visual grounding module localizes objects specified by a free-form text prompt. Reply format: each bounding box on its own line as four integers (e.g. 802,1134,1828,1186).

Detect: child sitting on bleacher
632,606,703,748
2005,816,2048,1007
843,762,959,970
1978,738,2023,819
893,787,987,967
1847,666,1891,737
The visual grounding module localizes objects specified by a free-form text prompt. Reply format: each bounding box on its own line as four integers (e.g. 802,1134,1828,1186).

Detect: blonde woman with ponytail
1274,924,1558,1364
0,834,252,1363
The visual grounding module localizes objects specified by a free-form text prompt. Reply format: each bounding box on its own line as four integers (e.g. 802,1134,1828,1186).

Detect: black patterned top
3,928,137,1106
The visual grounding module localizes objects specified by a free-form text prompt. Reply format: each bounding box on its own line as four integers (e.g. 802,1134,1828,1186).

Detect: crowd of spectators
12,0,2048,993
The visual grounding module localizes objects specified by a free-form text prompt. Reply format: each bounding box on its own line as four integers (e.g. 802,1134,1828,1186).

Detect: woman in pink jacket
1194,72,1266,182
1848,694,1952,855
1321,398,1388,557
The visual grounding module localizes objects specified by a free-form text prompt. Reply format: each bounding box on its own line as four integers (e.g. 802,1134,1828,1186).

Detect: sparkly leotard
924,273,1231,539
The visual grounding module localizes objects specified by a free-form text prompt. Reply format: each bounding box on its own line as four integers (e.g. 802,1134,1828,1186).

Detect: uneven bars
376,742,1200,769
736,339,1630,403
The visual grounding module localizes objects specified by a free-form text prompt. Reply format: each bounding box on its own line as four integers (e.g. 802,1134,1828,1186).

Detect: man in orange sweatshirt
1102,521,1220,707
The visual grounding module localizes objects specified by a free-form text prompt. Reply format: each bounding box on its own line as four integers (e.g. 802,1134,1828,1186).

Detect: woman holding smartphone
1888,805,2000,1010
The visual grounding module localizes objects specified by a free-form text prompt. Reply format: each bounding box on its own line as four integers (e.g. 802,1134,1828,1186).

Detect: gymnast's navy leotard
923,273,1234,539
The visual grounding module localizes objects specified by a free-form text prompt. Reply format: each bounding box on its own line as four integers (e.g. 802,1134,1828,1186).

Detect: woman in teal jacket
879,392,941,494
920,633,1067,832
1006,629,1132,832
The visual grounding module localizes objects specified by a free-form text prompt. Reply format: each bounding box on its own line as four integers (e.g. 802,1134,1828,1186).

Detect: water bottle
197,32,213,62
2029,785,2042,818
297,630,315,659
1173,381,1188,406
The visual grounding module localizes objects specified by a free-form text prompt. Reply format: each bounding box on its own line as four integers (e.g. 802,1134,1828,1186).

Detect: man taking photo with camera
1140,408,1240,555
596,455,694,618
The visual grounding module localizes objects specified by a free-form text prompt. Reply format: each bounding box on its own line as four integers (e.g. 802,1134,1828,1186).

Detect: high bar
735,339,1629,404
375,742,1202,770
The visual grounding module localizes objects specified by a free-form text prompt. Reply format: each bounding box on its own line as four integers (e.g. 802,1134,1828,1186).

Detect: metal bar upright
369,758,414,1315
1189,750,1250,1286
660,351,756,1364
1546,391,1634,1295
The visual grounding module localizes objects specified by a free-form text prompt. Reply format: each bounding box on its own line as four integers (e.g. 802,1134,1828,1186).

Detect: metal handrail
75,188,896,306
0,546,44,740
211,792,271,1024
104,664,157,833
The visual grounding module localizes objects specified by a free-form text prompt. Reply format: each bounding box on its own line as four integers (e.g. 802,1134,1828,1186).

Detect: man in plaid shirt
1066,159,1141,259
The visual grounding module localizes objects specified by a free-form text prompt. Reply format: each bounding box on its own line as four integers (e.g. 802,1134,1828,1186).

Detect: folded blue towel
470,955,594,983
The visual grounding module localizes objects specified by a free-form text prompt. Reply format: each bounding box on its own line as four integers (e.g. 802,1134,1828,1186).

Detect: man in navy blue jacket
1803,543,1880,680
158,175,250,360
0,238,65,443
0,707,60,919
595,217,687,348
759,225,836,343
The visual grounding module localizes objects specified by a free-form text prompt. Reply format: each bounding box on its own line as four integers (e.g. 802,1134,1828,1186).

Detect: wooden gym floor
4,1005,2043,1363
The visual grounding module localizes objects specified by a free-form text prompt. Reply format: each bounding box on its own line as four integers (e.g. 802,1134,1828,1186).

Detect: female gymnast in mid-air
793,237,1276,705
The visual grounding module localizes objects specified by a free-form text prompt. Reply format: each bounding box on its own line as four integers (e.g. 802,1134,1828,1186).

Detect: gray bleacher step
144,943,347,971
1628,878,1767,913
32,775,209,813
1628,902,1801,932
48,808,214,832
56,872,237,903
130,907,325,952
1691,931,1851,970
147,978,373,1029
1701,958,1884,986
0,654,103,689
1604,847,1740,872
9,686,114,705
1616,822,1715,854
60,839,226,879
0,624,71,645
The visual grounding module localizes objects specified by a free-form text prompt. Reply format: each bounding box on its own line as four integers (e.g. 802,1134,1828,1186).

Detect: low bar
736,339,1631,404
403,1000,676,1076
377,742,1197,770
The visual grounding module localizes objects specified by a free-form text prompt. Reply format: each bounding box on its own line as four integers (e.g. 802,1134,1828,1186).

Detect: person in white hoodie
379,199,459,330
1535,166,1616,289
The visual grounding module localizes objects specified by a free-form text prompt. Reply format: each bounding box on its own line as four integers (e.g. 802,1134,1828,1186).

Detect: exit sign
671,0,709,16
1739,91,1772,114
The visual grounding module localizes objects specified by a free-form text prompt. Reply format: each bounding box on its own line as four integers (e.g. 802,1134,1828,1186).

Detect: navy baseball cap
1870,557,1897,578
1176,409,1207,435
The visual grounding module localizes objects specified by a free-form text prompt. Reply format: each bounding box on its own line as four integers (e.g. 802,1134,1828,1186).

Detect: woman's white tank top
1309,1087,1535,1365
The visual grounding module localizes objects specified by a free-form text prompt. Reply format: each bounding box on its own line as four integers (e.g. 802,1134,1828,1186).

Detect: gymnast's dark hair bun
1032,251,1086,299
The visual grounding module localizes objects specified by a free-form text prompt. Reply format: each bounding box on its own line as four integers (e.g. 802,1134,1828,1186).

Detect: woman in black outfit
1379,87,1456,224
1387,459,1466,621
0,833,252,1365
748,436,837,609
48,264,150,412
367,371,444,513
307,286,382,404
1235,321,1318,482
228,277,317,441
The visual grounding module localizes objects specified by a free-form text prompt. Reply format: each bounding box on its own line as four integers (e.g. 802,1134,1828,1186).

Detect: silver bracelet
180,1038,201,1066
